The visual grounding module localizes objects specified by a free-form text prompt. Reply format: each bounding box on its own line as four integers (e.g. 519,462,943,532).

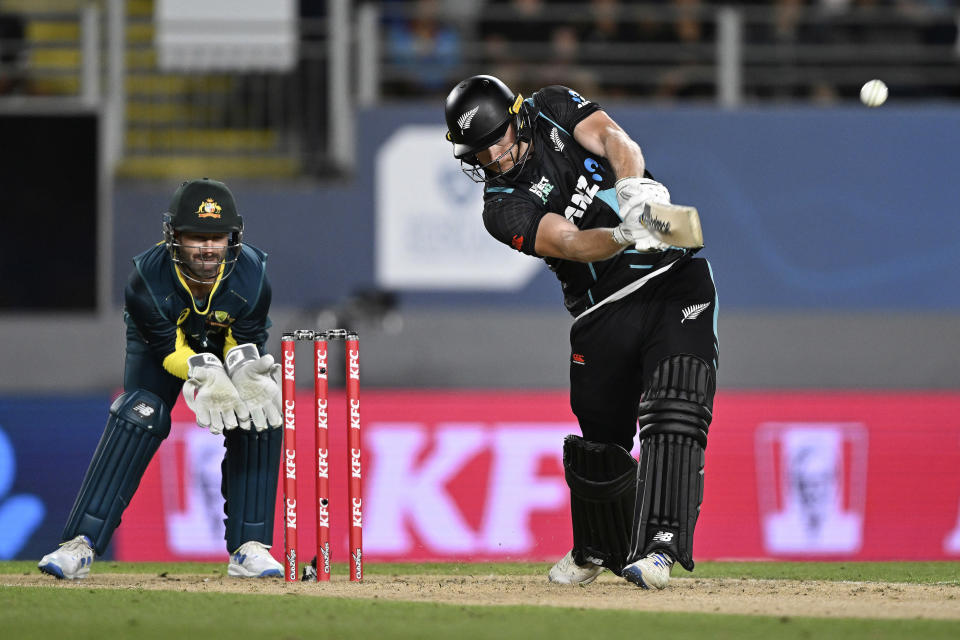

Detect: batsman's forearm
602,126,645,179
560,227,625,262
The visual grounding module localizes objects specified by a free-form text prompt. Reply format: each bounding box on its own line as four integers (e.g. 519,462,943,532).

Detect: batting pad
563,435,638,576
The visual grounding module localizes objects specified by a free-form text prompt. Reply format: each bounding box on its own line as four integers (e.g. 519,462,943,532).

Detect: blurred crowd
1,1,957,102
378,0,960,102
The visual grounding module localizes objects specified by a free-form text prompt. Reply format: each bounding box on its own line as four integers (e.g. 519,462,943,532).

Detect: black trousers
569,258,718,451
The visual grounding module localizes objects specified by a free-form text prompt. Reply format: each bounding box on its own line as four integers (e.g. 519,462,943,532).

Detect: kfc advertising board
114,391,960,562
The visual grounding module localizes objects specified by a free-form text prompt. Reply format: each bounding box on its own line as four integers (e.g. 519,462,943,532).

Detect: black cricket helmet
162,178,244,283
444,75,531,183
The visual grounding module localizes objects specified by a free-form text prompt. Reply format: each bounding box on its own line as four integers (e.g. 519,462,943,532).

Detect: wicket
280,329,362,583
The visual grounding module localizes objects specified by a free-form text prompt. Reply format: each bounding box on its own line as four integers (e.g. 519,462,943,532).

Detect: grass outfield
3,559,957,583
2,561,959,640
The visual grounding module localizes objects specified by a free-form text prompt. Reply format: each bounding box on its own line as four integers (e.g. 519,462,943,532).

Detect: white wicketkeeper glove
611,176,671,252
182,353,250,435
224,343,283,432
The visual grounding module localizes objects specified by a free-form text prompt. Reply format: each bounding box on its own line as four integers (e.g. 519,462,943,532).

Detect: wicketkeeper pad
222,426,283,553
63,389,171,554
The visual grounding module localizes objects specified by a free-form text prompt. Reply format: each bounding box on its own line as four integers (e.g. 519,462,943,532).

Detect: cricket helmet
444,75,531,182
162,178,244,283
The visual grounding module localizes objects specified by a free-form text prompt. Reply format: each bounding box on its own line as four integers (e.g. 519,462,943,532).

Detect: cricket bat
641,202,704,249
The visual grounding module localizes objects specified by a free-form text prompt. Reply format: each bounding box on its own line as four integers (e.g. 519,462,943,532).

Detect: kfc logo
318,448,329,479
317,398,328,430
348,349,359,380
756,423,868,554
350,399,361,430
285,449,296,479
351,447,361,479
318,497,329,528
285,498,297,528
352,497,363,528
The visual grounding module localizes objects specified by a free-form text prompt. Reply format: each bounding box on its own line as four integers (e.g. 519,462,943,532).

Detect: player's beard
182,247,225,282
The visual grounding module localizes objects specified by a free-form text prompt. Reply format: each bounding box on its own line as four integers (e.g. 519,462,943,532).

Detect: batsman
38,178,285,579
444,76,718,589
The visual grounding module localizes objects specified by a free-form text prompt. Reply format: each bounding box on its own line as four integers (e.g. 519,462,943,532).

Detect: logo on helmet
196,198,222,218
457,105,480,133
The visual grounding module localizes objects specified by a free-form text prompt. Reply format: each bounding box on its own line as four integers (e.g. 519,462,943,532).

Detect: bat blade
640,202,704,249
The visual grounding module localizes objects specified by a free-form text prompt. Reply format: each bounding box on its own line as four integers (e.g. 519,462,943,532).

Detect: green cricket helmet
162,178,244,284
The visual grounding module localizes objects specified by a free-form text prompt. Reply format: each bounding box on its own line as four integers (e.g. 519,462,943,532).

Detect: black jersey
481,85,689,317
123,243,271,379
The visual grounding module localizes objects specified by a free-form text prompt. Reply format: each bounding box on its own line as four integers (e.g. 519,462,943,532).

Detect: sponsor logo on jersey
572,353,586,365
529,176,554,204
196,198,222,218
550,127,565,152
563,175,600,220
568,89,591,109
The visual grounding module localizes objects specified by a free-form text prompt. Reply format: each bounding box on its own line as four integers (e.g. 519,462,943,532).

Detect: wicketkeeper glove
182,353,250,435
611,176,671,252
224,343,283,432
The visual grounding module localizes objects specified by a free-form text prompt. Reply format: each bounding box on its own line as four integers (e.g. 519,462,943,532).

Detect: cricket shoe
622,551,674,590
227,541,283,578
38,535,95,580
548,550,605,585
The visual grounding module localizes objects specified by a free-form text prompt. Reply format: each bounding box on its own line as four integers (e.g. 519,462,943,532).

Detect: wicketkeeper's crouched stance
444,76,718,589
38,179,285,580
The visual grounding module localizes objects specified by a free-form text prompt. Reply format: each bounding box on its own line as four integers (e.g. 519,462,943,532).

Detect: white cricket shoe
227,541,283,578
38,535,95,580
622,551,674,589
548,550,605,585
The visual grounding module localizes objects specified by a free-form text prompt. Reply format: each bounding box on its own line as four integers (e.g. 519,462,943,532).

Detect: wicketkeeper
39,178,285,579
444,76,719,589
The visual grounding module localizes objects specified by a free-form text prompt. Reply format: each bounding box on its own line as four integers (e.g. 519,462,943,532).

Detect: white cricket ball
860,79,888,107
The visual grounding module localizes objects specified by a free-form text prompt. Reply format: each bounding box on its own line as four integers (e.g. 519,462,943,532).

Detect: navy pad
222,427,282,553
62,390,171,554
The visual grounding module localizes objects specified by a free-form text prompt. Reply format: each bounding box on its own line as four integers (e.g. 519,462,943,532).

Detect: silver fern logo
550,127,564,152
457,105,479,132
681,302,710,323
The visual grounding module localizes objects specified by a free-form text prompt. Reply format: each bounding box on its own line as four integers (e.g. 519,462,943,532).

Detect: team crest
214,310,232,324
550,127,565,153
457,105,479,132
197,198,222,218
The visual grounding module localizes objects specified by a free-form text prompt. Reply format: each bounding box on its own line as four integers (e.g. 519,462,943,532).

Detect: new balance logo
133,402,155,418
681,302,710,324
550,127,564,152
652,531,674,543
457,105,479,132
